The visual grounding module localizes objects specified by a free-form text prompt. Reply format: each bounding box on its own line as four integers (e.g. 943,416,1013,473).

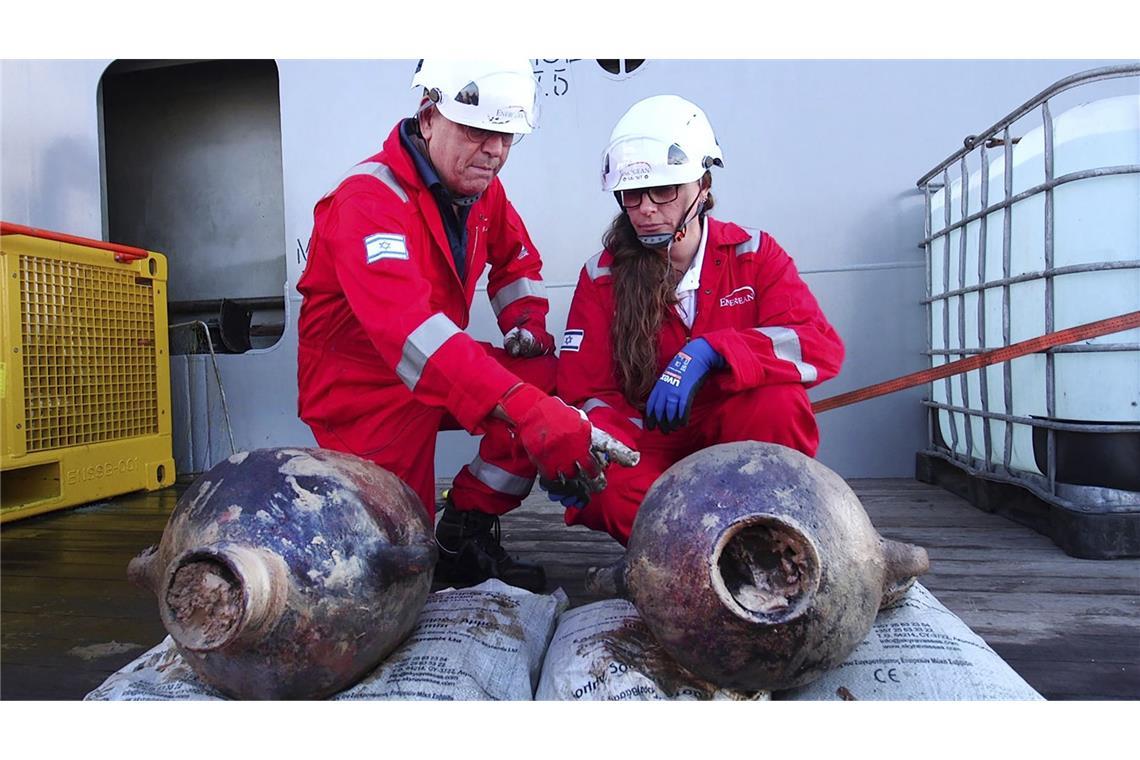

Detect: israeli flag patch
364,233,409,264
561,329,584,352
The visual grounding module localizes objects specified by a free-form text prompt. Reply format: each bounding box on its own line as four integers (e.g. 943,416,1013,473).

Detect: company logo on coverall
720,286,755,308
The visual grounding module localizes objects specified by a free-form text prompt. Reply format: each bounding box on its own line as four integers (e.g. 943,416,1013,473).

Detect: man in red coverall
553,95,846,544
297,60,597,591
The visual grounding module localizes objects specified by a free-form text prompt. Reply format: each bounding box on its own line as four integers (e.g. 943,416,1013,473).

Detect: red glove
500,384,597,482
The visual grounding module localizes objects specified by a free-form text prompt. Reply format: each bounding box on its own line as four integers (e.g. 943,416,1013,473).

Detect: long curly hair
607,176,714,408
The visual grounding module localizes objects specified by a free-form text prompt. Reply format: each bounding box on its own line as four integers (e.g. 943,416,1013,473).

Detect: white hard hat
601,95,724,192
412,59,540,134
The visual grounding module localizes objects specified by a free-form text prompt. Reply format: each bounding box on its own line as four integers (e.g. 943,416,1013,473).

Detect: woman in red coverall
552,95,846,545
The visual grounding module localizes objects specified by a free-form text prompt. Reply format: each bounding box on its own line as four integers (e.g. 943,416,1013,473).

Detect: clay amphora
586,441,929,692
128,448,436,699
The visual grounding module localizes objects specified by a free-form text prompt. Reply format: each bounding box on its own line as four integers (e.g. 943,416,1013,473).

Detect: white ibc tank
928,94,1140,475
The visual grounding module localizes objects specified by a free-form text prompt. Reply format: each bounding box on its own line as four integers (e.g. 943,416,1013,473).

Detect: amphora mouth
161,544,286,651
711,515,821,624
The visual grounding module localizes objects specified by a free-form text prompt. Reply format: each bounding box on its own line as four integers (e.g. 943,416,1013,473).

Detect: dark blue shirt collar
399,119,445,193
397,119,471,281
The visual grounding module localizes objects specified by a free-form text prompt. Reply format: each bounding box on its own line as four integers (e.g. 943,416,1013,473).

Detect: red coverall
557,218,845,544
297,121,553,519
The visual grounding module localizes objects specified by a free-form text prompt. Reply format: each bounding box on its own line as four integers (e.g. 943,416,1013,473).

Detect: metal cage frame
916,64,1140,518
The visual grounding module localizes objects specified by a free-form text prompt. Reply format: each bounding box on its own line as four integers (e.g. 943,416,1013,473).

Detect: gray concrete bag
86,579,566,701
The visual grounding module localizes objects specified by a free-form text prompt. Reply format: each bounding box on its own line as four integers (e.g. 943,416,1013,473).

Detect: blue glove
539,474,590,509
644,337,725,434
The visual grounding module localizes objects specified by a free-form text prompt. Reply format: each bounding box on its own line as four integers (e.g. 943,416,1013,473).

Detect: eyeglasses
618,185,680,209
460,124,524,147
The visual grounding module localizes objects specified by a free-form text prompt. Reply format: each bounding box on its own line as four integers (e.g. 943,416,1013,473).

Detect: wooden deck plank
0,547,162,570
904,557,1139,578
1,612,165,648
967,632,1138,664
2,476,1137,700
0,663,131,701
926,590,1137,617
996,659,1137,701
0,561,145,581
2,627,156,668
899,573,1140,596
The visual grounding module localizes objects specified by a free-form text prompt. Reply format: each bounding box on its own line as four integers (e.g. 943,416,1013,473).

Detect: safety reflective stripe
324,162,409,203
396,313,462,390
491,277,548,317
585,251,611,281
735,228,763,256
582,398,643,430
754,326,818,383
582,398,609,414
468,456,533,497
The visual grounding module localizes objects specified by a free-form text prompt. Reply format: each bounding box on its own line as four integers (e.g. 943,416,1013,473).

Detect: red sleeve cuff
424,339,524,432
701,328,765,391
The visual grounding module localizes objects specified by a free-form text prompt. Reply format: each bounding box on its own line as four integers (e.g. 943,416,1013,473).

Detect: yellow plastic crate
0,223,175,522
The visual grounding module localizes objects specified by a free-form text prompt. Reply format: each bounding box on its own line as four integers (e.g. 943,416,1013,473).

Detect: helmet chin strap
636,193,705,249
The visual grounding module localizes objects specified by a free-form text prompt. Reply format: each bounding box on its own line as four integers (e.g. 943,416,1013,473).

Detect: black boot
435,496,546,593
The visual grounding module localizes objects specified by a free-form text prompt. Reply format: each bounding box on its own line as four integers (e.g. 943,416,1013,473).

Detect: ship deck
2,477,1137,700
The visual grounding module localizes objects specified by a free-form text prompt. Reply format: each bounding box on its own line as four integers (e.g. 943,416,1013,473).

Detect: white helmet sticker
619,162,652,184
